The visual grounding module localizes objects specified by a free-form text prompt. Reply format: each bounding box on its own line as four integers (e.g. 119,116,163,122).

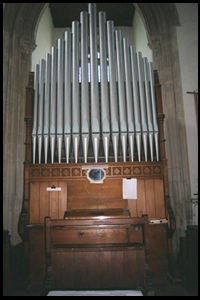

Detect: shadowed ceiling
49,3,135,27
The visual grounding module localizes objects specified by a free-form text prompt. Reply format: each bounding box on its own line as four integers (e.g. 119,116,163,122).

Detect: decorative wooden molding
29,162,163,180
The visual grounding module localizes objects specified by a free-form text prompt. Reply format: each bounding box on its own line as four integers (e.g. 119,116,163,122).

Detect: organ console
19,3,171,294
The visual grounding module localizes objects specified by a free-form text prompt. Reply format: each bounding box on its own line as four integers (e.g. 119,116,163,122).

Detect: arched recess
3,3,191,252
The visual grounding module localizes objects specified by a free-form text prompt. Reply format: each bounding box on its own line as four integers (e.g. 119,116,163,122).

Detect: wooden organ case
19,3,172,294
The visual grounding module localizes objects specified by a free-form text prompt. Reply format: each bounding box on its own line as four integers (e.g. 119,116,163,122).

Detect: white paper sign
122,178,137,199
46,187,61,191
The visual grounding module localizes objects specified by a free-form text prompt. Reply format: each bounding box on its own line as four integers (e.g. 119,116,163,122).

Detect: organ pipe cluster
32,3,159,164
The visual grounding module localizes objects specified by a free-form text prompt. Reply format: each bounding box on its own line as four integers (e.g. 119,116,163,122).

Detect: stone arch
3,3,191,252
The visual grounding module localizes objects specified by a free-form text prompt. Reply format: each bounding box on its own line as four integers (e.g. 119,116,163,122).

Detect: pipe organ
19,3,172,294
32,3,159,165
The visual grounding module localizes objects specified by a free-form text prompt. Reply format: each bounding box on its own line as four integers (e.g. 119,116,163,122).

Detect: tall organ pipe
44,53,51,164
57,38,64,163
50,46,57,164
137,52,148,161
32,5,159,165
115,31,127,162
123,37,135,162
143,57,154,161
32,64,39,164
64,31,72,163
80,11,89,163
99,11,110,163
107,20,119,162
88,3,100,163
38,59,45,164
149,62,159,161
72,21,80,163
130,46,142,161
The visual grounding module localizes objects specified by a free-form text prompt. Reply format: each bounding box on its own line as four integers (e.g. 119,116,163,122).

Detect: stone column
136,3,191,253
3,32,32,245
152,31,191,251
3,3,44,245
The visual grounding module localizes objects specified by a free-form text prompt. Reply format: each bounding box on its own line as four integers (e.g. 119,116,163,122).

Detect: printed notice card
122,178,137,199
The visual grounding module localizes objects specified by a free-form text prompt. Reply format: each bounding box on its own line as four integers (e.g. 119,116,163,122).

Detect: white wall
52,28,70,47
31,6,153,67
117,26,135,46
132,8,153,62
175,3,198,224
31,4,53,70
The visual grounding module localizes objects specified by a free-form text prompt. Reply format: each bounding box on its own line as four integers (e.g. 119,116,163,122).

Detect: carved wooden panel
30,162,163,180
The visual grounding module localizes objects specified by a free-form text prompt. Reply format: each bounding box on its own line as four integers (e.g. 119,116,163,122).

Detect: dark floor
6,274,196,296
6,282,194,296
4,243,197,296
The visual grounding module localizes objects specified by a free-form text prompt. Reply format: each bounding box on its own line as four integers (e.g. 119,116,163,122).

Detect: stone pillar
136,3,191,253
3,3,44,245
3,31,32,245
152,31,191,251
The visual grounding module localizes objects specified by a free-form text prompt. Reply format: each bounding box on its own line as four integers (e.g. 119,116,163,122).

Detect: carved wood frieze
29,162,163,179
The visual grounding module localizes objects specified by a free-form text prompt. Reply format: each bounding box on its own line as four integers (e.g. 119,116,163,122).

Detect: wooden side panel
154,179,165,218
39,183,49,223
28,228,45,284
51,248,145,290
145,224,168,277
67,178,127,210
128,178,165,219
30,182,67,223
127,199,137,217
145,179,156,218
58,181,68,218
137,179,146,217
30,183,40,223
49,182,59,219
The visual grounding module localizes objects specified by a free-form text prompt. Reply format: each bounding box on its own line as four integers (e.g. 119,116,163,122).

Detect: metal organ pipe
72,21,80,163
88,3,100,163
123,37,135,162
80,11,89,164
149,62,159,161
130,46,142,162
32,3,160,164
137,52,148,161
64,31,72,163
50,46,57,164
115,31,127,162
99,11,110,163
38,59,45,164
57,38,64,163
44,53,51,164
32,63,39,164
143,57,154,161
107,20,119,162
